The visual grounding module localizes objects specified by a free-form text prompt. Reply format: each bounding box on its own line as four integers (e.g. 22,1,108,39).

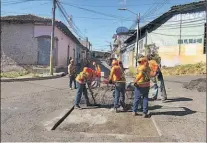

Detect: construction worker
93,62,101,87
74,67,94,109
68,59,76,90
147,54,167,101
133,57,151,118
109,59,126,112
118,60,125,73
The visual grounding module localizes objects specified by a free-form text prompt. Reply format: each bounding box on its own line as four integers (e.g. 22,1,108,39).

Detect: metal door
38,38,51,65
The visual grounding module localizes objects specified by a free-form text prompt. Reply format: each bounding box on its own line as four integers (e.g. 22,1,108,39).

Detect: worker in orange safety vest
74,67,95,109
109,59,126,112
93,62,101,87
147,54,167,101
133,57,151,118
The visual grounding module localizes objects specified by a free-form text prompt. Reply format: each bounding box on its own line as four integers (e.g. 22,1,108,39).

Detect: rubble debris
183,78,206,92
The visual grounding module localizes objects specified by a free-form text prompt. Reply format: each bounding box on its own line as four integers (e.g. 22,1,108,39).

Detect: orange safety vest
76,72,87,84
109,65,125,82
96,65,101,77
149,60,159,72
136,65,151,87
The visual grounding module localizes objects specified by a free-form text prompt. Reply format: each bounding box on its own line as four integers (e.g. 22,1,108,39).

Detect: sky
2,0,200,51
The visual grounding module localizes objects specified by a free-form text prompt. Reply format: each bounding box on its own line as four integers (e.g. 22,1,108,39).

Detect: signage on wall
171,11,206,21
178,38,202,44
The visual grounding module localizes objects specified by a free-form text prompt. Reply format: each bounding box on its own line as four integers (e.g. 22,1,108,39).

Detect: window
204,23,206,54
139,40,143,52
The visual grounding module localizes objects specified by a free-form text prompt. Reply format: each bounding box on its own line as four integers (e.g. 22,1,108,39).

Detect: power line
2,1,50,12
60,1,132,21
56,0,85,39
2,0,50,6
151,32,204,37
156,23,205,30
58,2,86,39
57,2,178,8
72,16,134,21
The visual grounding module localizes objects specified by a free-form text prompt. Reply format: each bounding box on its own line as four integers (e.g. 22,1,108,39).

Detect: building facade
124,1,206,67
1,14,87,72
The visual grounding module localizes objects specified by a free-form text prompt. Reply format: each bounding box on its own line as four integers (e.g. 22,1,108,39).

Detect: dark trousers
152,71,167,99
133,86,150,114
69,75,76,89
74,82,90,105
114,83,126,108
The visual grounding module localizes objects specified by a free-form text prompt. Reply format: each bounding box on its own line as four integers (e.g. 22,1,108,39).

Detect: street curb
0,72,66,82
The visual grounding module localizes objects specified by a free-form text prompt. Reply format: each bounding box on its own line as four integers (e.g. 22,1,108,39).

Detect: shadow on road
164,80,188,84
150,107,196,116
164,97,193,103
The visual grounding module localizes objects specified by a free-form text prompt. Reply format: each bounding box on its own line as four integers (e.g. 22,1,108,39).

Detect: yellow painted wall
159,44,206,66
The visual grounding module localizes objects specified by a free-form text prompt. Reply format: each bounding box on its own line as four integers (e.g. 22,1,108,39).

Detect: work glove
109,80,113,84
134,82,138,87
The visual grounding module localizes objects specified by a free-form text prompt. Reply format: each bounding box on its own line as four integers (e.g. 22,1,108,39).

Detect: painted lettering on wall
178,38,202,44
171,11,206,21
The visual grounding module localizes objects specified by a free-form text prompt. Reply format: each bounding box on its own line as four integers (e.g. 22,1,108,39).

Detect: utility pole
179,13,182,55
135,13,140,67
50,0,56,75
205,0,207,52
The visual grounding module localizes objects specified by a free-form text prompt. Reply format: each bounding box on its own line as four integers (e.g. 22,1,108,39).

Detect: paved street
1,73,206,142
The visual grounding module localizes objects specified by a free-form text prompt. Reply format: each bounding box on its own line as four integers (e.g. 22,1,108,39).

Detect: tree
144,44,161,65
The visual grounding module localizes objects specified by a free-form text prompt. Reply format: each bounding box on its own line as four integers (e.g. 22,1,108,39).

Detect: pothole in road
55,108,160,137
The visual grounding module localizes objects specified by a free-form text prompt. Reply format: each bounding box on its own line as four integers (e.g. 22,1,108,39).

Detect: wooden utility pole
205,0,207,51
50,0,56,75
179,13,182,55
135,13,140,67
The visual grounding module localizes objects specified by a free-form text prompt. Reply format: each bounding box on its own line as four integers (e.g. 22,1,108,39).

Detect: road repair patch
55,107,160,137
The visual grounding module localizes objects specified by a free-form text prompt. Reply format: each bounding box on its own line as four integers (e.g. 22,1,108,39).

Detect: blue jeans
69,75,76,89
74,82,90,105
152,71,167,99
114,83,126,108
133,86,150,113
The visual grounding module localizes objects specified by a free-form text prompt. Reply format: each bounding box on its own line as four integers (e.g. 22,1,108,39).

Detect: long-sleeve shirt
68,64,76,76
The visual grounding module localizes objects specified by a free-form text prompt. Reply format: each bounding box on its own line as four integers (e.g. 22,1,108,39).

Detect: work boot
151,96,157,101
143,113,151,118
161,97,167,101
132,112,142,116
132,112,138,116
110,108,118,113
74,105,82,110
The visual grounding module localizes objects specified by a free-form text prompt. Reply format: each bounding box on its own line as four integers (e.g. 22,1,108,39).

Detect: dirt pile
80,85,134,109
183,78,206,92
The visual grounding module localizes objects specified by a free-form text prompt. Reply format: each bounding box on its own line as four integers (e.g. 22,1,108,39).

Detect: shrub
161,62,206,76
0,69,29,78
128,66,136,77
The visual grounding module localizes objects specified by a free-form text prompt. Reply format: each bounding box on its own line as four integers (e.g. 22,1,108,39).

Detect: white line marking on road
151,116,162,137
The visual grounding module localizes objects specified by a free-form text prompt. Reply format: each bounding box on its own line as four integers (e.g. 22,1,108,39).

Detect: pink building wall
34,25,76,67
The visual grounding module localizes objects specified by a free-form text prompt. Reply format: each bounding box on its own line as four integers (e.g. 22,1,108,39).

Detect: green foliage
128,66,137,77
144,44,161,64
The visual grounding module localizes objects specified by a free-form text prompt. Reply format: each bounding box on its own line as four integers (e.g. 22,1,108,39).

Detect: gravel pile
183,78,206,92
81,85,134,109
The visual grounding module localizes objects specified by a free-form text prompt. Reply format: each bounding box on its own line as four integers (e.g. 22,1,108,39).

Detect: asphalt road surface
1,73,206,142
